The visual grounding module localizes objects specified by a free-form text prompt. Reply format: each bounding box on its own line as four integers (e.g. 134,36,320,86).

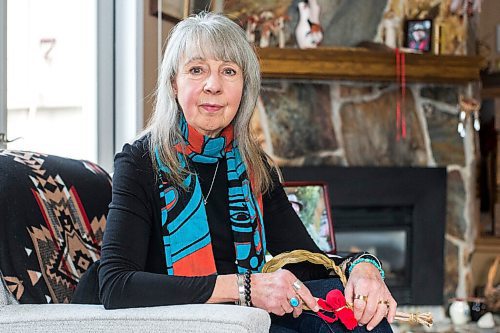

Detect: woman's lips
200,103,223,112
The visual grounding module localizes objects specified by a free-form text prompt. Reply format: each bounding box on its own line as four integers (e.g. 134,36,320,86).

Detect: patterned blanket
0,150,111,303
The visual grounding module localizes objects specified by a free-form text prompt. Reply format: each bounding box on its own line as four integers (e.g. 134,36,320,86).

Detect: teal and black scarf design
156,116,266,276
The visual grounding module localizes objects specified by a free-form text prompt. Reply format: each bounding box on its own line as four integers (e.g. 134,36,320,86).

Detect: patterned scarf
156,116,266,276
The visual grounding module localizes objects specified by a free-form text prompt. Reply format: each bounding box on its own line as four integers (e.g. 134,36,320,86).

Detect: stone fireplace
254,79,478,304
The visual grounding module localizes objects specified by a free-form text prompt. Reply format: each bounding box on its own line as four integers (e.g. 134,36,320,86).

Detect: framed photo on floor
282,181,336,253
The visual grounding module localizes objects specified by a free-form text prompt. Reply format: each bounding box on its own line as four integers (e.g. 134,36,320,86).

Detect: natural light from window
7,0,97,162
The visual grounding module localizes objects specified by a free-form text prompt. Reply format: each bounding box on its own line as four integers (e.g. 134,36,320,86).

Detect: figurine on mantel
259,11,275,48
449,0,482,16
378,0,404,49
295,0,323,49
245,14,259,44
246,11,287,48
380,12,402,49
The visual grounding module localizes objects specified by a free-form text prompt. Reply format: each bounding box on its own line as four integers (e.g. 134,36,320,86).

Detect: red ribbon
316,289,358,330
395,49,407,141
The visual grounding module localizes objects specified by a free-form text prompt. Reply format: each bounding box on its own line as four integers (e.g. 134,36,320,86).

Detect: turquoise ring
289,297,300,307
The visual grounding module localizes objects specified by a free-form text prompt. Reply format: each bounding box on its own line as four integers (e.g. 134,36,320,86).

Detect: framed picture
404,19,433,52
150,0,190,22
283,181,336,254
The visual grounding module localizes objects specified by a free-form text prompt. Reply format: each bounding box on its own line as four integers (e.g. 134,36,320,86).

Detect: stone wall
254,79,478,303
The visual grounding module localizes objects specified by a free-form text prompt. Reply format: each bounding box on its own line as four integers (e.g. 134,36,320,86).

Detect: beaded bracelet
343,252,382,274
348,257,385,280
243,269,252,307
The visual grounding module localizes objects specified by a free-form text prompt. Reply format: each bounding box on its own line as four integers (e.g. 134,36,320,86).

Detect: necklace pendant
201,160,220,206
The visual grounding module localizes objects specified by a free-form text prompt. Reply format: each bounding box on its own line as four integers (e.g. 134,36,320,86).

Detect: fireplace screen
335,229,408,286
281,166,446,305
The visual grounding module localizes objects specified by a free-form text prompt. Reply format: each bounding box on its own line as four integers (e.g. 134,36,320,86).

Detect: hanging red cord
396,48,401,141
401,51,407,139
395,49,407,141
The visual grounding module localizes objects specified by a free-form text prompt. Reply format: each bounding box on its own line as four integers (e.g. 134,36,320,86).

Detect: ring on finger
292,279,303,292
378,300,390,307
354,294,368,302
289,296,300,307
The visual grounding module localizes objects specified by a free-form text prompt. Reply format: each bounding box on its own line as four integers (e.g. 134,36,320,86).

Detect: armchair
0,150,270,332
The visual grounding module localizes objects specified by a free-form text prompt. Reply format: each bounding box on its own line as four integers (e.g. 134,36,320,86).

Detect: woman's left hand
343,263,397,331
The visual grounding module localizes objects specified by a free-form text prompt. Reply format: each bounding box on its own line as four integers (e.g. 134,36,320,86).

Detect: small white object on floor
477,312,495,329
449,299,471,325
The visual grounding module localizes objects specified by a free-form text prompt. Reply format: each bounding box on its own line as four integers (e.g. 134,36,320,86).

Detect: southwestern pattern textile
0,150,111,304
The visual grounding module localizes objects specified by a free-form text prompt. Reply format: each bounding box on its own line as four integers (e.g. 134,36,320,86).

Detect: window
2,0,116,171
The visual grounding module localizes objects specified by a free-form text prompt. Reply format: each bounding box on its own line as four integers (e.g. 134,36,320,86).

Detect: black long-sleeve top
98,136,332,309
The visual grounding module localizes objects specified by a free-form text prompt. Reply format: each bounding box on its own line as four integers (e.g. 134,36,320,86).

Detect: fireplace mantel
257,47,484,84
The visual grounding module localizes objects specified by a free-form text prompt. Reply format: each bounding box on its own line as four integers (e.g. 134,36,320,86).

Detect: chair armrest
0,303,271,333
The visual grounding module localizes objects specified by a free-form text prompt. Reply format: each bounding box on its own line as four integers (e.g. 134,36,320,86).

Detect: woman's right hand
250,269,320,317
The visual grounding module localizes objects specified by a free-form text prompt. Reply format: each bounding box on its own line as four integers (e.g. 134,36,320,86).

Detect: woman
97,12,395,333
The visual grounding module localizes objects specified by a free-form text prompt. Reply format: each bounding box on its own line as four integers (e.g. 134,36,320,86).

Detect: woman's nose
203,72,222,94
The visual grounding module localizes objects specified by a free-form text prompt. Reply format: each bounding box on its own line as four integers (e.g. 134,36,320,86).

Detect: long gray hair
145,12,273,194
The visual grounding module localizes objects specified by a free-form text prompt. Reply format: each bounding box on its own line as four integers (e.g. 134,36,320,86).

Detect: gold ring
378,300,390,307
292,280,303,292
354,294,368,302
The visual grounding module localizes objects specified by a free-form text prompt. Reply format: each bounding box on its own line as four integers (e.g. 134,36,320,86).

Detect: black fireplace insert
281,166,446,305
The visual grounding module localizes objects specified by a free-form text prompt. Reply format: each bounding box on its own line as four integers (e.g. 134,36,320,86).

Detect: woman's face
174,56,244,138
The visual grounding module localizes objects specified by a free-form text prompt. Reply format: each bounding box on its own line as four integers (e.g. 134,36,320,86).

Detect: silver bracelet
357,253,382,268
236,274,246,306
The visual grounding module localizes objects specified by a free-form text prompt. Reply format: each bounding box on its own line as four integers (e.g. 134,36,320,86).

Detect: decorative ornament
450,0,482,16
246,11,289,48
477,312,495,329
259,11,275,48
457,95,481,138
379,0,404,48
295,0,323,49
316,289,358,330
449,298,471,325
245,15,259,44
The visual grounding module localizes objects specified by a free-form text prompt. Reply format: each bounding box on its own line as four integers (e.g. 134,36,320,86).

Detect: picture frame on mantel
150,0,190,22
282,181,336,254
404,19,433,53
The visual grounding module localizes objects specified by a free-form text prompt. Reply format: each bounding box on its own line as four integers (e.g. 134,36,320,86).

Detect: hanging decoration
457,95,481,138
395,48,407,140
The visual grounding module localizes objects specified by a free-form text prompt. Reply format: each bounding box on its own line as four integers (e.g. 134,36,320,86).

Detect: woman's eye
189,67,203,75
223,68,237,76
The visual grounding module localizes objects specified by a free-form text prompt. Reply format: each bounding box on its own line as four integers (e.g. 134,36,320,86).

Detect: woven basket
485,256,500,313
262,249,346,283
